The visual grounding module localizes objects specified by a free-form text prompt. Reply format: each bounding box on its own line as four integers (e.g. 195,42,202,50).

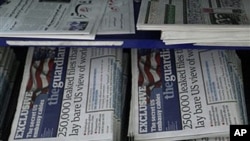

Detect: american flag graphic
26,58,54,106
138,51,162,100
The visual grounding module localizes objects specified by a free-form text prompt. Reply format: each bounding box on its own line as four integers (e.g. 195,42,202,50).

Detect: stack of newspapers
0,47,19,139
137,0,250,46
128,48,248,141
0,0,135,40
8,47,127,141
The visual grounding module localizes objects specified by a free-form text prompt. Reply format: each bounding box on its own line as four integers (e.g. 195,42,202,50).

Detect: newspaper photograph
137,0,250,30
9,47,124,141
0,0,108,35
129,48,248,141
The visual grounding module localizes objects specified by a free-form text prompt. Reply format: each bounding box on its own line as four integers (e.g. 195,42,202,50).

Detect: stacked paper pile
128,48,248,141
161,29,250,46
137,0,250,46
8,47,127,141
0,0,135,40
0,47,19,139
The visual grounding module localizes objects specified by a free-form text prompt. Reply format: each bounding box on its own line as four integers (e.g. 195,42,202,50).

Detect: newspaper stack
0,0,135,40
128,48,248,141
8,47,126,141
137,0,250,46
0,47,19,139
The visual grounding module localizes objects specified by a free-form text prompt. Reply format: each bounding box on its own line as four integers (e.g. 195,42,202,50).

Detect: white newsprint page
137,0,250,30
9,47,124,141
129,48,248,141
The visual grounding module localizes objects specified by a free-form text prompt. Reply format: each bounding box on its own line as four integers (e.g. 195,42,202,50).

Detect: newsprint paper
129,48,248,141
9,47,124,141
137,0,250,30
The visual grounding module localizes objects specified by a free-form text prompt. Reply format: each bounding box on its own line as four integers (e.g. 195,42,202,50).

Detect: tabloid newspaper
129,48,248,141
0,0,135,40
9,47,124,141
137,0,250,30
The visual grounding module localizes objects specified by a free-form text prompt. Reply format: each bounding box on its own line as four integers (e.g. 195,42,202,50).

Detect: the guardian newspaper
129,48,248,141
9,47,123,141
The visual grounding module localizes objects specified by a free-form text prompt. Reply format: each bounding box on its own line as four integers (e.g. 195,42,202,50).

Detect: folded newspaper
137,0,250,46
9,47,125,141
0,0,135,40
137,0,250,30
128,48,248,141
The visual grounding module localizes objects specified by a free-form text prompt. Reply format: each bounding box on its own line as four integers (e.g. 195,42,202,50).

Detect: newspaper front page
137,0,250,30
0,0,108,36
129,48,248,141
9,47,123,141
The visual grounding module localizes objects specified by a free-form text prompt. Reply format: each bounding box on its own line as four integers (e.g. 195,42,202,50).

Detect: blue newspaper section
137,49,182,134
14,47,69,139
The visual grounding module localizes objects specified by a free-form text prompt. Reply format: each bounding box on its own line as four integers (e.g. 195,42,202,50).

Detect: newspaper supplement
9,47,123,141
137,0,250,30
129,49,247,141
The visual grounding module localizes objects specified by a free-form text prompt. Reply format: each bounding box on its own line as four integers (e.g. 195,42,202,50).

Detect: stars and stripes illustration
26,58,54,107
138,51,162,101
